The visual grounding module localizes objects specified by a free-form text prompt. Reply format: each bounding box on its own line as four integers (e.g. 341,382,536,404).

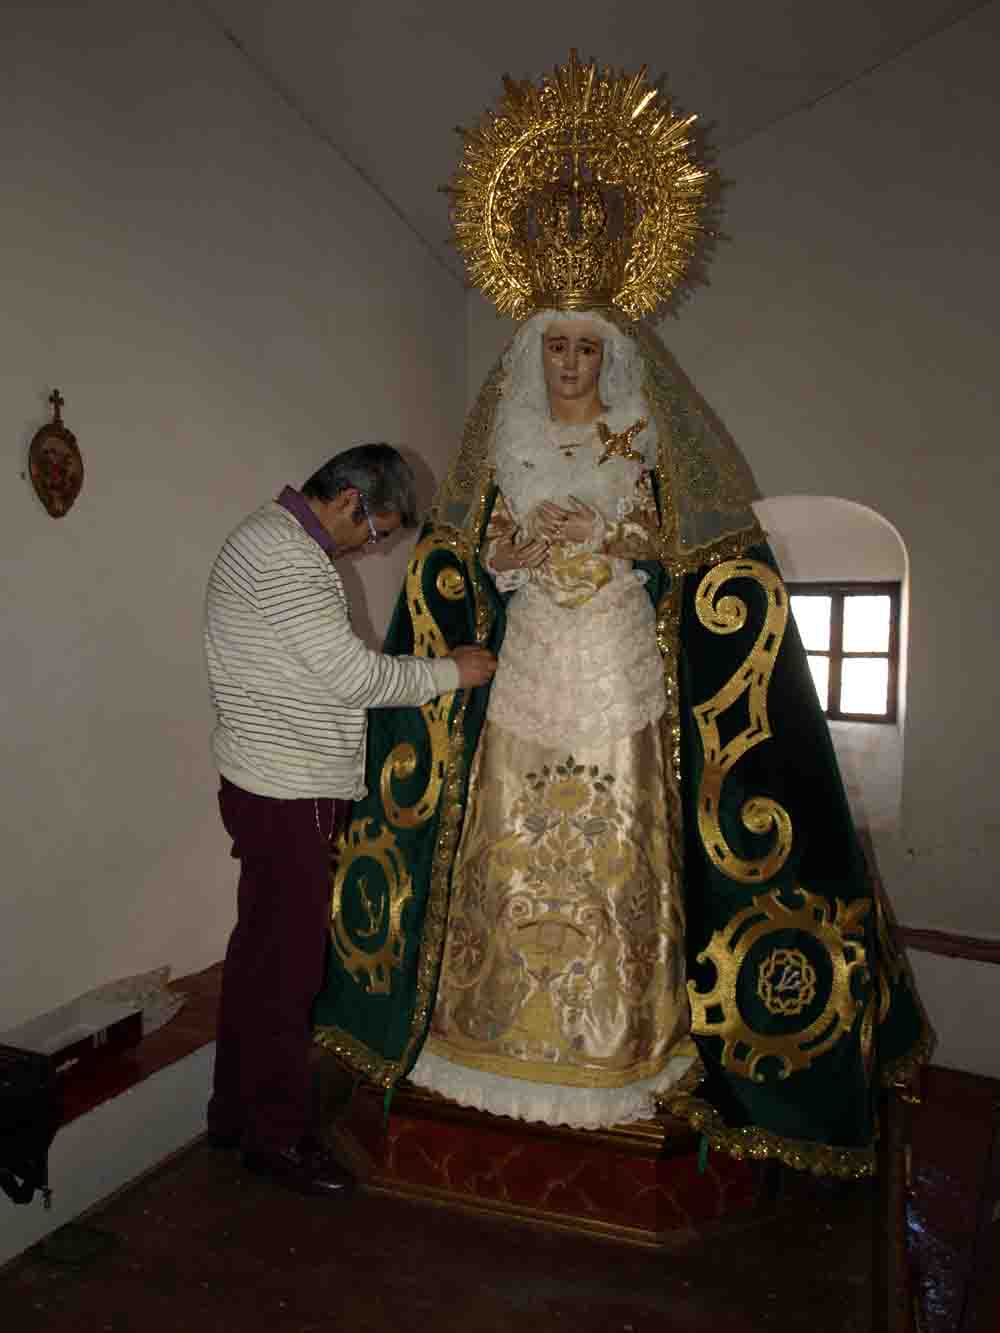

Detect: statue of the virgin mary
314,52,930,1174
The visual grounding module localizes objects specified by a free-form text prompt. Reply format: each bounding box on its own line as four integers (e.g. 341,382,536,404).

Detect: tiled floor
1,967,996,1332
3,1144,877,1332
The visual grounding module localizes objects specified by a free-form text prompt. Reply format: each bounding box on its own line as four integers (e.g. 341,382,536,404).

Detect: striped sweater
204,500,459,800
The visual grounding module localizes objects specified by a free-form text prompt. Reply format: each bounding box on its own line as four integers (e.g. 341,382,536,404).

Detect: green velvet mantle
313,494,930,1176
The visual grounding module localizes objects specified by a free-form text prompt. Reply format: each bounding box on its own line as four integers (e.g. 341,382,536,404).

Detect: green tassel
383,1086,394,1127
697,1134,709,1174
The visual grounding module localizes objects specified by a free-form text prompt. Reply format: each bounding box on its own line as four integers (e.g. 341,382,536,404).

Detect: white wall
465,9,1000,1072
754,496,907,585
0,1,465,1031
661,6,1000,949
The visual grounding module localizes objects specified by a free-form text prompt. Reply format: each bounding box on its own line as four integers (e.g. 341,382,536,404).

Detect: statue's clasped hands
490,497,601,573
536,497,600,545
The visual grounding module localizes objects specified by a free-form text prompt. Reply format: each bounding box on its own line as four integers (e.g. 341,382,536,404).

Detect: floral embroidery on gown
410,406,696,1128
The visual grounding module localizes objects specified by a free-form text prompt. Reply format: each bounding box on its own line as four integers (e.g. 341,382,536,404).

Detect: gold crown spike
447,50,712,320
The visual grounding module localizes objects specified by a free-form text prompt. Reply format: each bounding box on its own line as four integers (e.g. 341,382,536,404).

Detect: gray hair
301,443,418,527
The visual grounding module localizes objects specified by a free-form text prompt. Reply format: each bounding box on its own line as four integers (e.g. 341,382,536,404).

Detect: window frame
786,580,901,724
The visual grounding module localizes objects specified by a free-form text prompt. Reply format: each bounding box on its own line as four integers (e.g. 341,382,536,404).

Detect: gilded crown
447,51,711,320
517,179,634,312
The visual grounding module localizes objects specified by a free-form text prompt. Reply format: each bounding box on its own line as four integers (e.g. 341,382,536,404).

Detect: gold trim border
398,505,495,1076
382,1082,699,1158
666,1091,876,1178
664,1022,933,1178
363,1178,695,1251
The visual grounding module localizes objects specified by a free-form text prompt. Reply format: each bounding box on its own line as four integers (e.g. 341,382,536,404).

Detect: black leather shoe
242,1144,355,1198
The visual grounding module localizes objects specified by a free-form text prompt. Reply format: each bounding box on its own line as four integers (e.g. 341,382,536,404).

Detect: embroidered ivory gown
409,405,695,1127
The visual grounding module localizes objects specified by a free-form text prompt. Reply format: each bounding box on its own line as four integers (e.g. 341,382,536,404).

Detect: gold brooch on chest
597,418,647,466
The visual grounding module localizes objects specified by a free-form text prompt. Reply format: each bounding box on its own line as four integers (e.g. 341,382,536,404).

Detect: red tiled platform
58,959,756,1245
333,1081,758,1247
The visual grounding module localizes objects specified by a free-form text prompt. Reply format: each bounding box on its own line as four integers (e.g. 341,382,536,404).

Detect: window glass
787,580,899,722
840,658,889,715
806,654,830,710
791,595,832,652
843,595,891,653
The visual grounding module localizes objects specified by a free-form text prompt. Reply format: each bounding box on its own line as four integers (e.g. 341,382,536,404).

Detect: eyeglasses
356,492,388,545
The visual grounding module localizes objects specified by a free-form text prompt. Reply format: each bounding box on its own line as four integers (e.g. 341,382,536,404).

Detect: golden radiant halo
446,49,712,320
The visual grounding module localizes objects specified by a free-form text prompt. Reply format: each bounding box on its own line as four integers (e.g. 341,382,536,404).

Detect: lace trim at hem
408,1047,697,1130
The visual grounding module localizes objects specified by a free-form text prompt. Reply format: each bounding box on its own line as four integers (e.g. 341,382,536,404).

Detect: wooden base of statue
327,1079,758,1249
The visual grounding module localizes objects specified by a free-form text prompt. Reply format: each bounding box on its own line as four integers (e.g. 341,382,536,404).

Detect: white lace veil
428,309,762,567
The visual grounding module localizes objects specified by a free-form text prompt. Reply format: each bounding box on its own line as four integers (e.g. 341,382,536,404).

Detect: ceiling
201,0,982,282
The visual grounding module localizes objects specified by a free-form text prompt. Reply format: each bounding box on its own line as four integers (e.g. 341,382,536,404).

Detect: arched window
754,496,908,833
786,581,901,722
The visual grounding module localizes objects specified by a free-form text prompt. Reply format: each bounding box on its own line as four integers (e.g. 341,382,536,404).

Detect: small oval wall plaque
29,389,83,519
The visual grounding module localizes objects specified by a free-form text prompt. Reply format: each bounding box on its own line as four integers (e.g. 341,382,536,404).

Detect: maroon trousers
208,778,350,1153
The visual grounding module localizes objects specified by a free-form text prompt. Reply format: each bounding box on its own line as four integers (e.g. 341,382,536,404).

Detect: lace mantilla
496,401,654,528
429,309,761,569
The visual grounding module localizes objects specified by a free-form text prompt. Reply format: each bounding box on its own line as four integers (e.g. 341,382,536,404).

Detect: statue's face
541,322,604,408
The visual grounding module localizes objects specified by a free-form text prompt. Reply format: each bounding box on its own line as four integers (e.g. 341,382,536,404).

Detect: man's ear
329,488,359,516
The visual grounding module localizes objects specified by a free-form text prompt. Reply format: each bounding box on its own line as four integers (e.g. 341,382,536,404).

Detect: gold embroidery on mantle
399,494,498,1077
321,503,498,1077
757,947,816,1018
687,887,869,1080
378,535,466,830
325,524,490,1045
436,566,467,601
693,559,793,884
330,822,414,996
662,1090,876,1178
664,1018,935,1177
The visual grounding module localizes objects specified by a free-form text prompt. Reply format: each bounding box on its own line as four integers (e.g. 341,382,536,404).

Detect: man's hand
449,644,498,688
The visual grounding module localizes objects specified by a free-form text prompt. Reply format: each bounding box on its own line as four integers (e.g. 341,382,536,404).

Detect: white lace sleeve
598,470,661,560
481,489,531,591
574,508,611,553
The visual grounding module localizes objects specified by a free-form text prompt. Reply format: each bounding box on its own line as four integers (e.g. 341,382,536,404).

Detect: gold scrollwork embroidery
379,536,467,830
330,821,414,996
757,948,816,1017
436,566,467,601
687,886,869,1081
319,509,496,1078
693,559,792,883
